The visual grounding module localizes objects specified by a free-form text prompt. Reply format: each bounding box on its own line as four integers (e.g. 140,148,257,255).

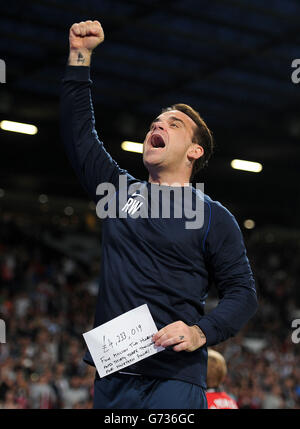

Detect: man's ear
187,143,204,162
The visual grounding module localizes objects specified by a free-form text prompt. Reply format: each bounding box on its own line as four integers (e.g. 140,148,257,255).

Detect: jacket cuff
63,65,91,81
195,318,219,347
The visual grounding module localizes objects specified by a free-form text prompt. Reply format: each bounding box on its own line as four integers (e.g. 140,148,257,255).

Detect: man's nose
153,122,165,131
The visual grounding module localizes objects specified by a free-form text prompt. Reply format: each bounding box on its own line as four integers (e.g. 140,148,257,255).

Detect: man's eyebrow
168,116,185,126
150,115,186,127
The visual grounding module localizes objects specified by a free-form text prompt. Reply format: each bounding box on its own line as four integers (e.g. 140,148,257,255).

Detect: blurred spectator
62,375,89,409
206,349,238,409
29,371,57,409
0,391,21,409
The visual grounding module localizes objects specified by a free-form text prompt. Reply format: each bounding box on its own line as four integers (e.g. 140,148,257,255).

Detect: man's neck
148,170,191,187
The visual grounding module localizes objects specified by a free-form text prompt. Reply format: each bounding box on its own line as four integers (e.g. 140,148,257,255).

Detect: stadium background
1,0,300,409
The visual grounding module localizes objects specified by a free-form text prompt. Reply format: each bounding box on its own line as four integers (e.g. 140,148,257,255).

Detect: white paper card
83,304,164,378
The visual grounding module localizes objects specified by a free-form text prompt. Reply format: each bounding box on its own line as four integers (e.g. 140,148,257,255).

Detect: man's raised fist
69,20,104,52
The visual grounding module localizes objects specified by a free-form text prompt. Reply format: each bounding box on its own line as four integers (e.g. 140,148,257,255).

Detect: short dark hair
161,103,214,179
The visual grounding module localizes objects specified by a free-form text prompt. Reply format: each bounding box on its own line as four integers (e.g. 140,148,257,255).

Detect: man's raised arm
60,20,132,203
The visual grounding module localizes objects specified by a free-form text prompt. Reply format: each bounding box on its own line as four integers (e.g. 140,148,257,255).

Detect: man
206,349,239,409
60,20,258,409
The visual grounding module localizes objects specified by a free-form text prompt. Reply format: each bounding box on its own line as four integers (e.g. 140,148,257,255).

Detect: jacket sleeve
60,65,135,203
196,201,258,346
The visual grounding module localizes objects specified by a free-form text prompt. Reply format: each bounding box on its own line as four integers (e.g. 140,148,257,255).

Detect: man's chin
143,156,165,171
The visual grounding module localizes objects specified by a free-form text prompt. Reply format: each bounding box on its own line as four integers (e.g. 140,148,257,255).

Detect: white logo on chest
121,194,144,215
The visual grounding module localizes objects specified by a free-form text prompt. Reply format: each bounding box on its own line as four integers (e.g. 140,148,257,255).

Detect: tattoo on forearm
77,52,85,64
192,325,206,339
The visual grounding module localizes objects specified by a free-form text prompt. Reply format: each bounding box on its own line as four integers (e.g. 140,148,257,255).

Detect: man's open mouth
150,134,166,148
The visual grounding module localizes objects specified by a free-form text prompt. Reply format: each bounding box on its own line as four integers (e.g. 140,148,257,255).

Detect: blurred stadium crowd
0,210,300,409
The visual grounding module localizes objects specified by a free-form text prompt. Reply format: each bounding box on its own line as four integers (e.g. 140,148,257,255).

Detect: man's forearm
68,49,92,67
196,286,258,346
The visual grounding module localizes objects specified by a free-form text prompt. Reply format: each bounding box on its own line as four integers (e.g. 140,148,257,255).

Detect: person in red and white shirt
206,349,238,409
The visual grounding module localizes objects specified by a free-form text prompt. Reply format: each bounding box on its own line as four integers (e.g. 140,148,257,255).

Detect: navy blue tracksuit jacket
60,65,258,389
